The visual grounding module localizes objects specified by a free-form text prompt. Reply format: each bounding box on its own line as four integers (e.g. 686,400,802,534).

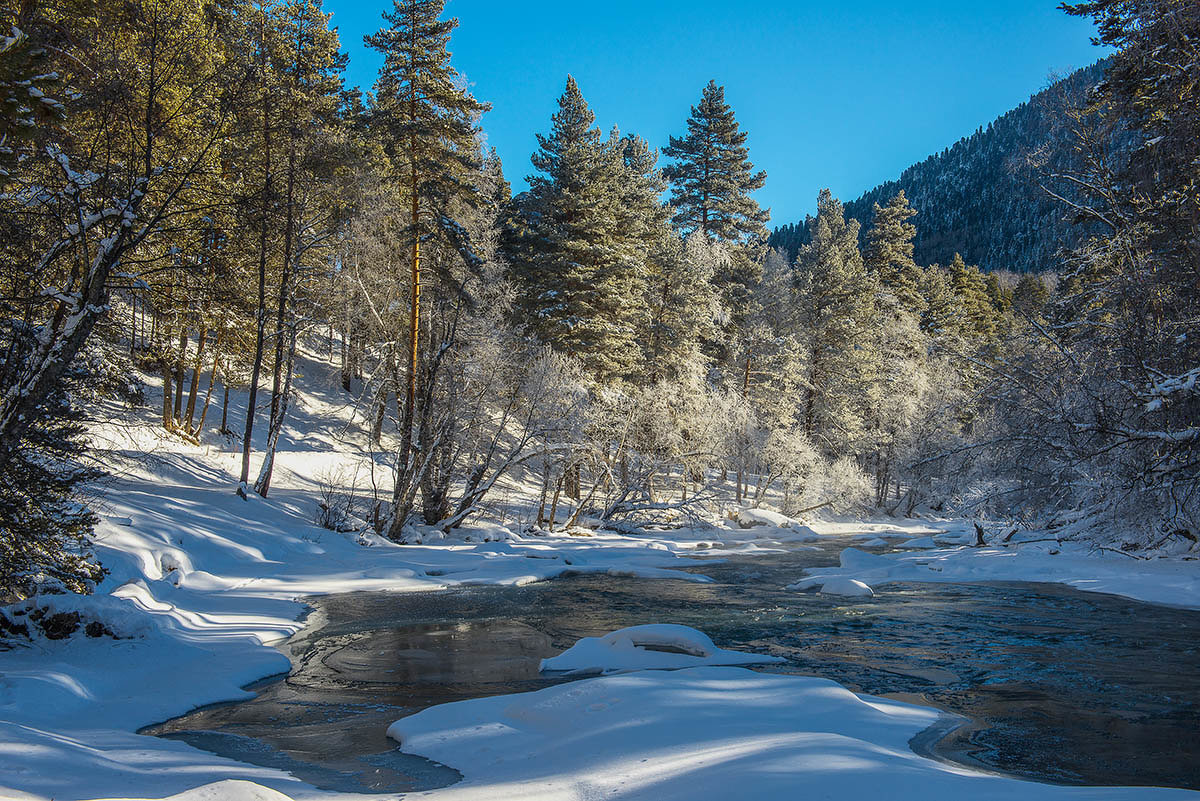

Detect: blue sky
325,0,1107,227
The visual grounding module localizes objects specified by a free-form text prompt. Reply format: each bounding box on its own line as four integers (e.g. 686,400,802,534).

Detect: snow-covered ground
798,526,1200,610
2,351,1197,801
385,665,1196,801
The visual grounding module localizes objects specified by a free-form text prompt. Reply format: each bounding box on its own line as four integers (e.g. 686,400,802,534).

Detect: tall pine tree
509,77,648,382
662,80,769,365
367,0,488,536
792,190,877,454
662,80,768,243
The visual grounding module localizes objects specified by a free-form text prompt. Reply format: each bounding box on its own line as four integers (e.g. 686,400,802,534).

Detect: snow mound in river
540,624,785,675
788,576,876,597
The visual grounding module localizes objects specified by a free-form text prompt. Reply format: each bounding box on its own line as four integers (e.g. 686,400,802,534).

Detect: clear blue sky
324,0,1106,227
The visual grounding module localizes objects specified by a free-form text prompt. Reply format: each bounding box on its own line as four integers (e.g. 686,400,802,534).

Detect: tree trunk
546,472,565,532
536,462,551,527
184,323,207,432
195,345,220,436
239,43,273,499
173,327,187,423
254,318,299,497
162,360,174,431
263,130,298,489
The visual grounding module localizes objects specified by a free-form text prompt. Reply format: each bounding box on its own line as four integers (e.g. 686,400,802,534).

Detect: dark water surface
145,537,1200,793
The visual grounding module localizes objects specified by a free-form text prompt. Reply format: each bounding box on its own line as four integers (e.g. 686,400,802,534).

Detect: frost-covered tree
973,0,1200,541
1012,273,1050,317
642,231,723,383
947,253,998,342
792,190,877,455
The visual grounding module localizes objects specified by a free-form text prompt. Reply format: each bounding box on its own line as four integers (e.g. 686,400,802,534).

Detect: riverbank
2,358,1197,801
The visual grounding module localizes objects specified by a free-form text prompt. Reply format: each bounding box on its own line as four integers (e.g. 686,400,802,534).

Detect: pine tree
1012,273,1049,317
662,80,768,243
919,265,960,340
0,16,65,190
366,0,488,535
0,347,103,600
509,77,647,382
663,81,768,331
864,190,922,311
792,190,877,454
947,253,997,341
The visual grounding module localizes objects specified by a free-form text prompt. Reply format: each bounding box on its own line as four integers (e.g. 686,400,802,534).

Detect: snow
726,506,820,546
148,782,294,801
539,624,786,675
789,576,875,597
3,349,1198,801
794,538,1200,610
385,667,1197,801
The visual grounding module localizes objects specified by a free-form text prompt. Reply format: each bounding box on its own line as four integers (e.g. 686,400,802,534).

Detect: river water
145,537,1200,794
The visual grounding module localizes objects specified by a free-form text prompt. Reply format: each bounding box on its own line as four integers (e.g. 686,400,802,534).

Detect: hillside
770,62,1111,273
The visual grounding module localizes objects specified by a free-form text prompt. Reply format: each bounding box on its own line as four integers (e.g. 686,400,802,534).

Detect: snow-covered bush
0,592,154,642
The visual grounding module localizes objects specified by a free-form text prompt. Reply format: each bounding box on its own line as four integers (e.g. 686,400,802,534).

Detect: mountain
770,62,1111,274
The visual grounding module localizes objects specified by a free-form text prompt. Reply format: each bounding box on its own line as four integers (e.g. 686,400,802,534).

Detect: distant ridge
770,61,1110,274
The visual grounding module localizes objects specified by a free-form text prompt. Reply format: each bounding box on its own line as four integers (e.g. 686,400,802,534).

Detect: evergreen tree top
529,76,603,186
662,80,768,243
365,0,488,201
864,191,918,275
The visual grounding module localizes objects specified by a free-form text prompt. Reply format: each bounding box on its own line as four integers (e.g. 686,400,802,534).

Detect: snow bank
386,666,1197,801
540,624,785,675
89,780,293,801
0,351,730,801
729,506,820,543
796,542,1200,609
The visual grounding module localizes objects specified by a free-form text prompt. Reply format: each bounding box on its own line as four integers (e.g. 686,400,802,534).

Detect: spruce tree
948,253,997,341
1012,273,1049,317
919,265,960,340
793,190,877,453
662,80,769,359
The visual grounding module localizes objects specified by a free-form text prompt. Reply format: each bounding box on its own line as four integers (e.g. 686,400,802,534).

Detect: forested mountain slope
771,62,1111,273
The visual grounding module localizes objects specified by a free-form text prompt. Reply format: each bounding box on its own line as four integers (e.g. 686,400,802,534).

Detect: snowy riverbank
2,361,1197,801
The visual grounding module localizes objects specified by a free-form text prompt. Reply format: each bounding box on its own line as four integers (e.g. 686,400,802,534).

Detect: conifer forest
0,2,1198,800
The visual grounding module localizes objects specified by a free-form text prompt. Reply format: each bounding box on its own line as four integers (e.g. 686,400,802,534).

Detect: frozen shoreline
2,376,1197,801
